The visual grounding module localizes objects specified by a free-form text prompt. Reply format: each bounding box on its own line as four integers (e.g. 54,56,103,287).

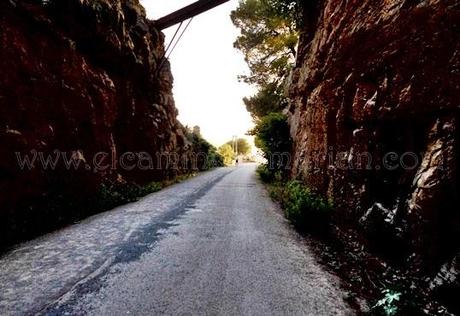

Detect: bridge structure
155,0,230,30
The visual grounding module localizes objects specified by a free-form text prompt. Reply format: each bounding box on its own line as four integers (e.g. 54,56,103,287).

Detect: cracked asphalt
0,164,354,315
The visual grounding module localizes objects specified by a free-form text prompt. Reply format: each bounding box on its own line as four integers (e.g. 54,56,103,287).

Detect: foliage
256,164,276,183
142,181,163,194
243,83,287,119
205,149,225,169
225,138,252,155
372,289,402,316
218,144,236,166
96,183,141,210
232,0,298,174
232,0,301,122
256,164,284,184
231,0,300,88
185,126,225,170
272,180,333,233
95,181,163,211
249,112,291,172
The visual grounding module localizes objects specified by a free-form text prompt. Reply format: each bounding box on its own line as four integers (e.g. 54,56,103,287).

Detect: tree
185,126,224,170
232,0,298,174
249,112,291,171
225,138,252,155
243,82,287,119
218,144,236,166
231,0,300,89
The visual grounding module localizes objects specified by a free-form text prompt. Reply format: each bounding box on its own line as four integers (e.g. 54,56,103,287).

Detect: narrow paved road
0,164,353,315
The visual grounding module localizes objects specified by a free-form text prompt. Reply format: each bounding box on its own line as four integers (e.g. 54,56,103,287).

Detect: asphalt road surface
0,164,354,315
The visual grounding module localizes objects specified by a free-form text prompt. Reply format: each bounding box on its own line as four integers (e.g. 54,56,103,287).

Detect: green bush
249,112,292,175
257,164,276,183
218,144,236,166
142,181,163,195
185,127,225,170
279,180,333,233
96,183,142,210
205,149,224,169
95,180,165,211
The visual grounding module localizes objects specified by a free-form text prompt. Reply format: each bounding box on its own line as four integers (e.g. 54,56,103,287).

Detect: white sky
140,0,256,147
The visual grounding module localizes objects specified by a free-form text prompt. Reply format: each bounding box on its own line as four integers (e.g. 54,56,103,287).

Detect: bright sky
140,0,256,148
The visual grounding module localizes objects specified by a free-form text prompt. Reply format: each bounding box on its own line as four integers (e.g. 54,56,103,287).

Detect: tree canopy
218,144,236,166
185,126,224,170
231,0,299,90
249,112,291,169
232,0,298,173
225,138,252,155
243,82,287,119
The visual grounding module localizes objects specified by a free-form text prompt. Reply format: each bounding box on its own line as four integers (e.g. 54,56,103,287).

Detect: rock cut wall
0,0,188,248
289,0,460,275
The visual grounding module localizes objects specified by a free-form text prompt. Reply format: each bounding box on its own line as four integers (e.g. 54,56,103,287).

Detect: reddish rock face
0,0,188,248
289,0,460,271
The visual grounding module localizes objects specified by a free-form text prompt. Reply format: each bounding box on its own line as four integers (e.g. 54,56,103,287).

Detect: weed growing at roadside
95,176,189,211
371,289,402,316
256,164,333,235
96,183,144,210
280,180,333,233
257,164,276,183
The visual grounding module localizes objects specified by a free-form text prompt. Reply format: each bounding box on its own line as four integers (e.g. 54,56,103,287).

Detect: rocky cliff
289,0,459,306
0,0,189,249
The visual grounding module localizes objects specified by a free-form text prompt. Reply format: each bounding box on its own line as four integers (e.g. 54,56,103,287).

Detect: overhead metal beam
155,0,230,30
